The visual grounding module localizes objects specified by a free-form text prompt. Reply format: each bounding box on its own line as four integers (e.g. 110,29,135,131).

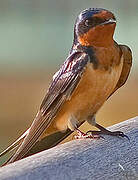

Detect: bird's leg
74,128,101,139
86,115,129,139
68,115,101,139
86,123,129,140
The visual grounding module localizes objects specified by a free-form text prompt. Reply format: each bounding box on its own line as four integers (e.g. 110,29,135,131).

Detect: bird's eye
85,19,92,27
84,17,104,27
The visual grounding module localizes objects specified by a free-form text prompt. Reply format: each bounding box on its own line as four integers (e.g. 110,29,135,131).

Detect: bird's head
74,8,116,47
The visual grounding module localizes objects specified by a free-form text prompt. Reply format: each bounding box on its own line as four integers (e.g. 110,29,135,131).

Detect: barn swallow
0,8,132,165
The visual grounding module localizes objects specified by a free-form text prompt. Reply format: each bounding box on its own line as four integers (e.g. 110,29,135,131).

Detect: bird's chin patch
78,23,115,47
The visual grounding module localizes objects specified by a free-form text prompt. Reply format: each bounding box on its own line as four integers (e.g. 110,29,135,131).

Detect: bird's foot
86,129,129,140
94,123,129,140
74,129,100,139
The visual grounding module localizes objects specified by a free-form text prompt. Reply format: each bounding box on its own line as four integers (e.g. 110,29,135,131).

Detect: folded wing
109,45,132,97
5,51,89,164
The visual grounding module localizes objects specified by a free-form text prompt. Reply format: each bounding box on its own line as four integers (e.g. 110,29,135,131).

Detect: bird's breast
55,57,123,131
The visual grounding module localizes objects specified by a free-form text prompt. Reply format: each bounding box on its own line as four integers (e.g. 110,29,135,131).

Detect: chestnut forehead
79,9,115,21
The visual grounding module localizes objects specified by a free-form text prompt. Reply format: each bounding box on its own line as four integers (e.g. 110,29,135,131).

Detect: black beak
100,18,116,25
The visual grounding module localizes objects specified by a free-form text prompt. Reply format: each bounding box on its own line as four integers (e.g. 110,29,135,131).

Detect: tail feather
24,129,72,158
0,128,30,159
1,121,84,166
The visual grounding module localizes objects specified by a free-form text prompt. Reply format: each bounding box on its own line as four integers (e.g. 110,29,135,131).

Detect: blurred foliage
0,0,138,165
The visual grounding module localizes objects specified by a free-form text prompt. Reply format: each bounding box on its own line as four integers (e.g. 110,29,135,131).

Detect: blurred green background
0,0,138,164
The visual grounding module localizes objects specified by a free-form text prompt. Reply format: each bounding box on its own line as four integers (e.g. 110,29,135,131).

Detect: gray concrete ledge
0,117,138,180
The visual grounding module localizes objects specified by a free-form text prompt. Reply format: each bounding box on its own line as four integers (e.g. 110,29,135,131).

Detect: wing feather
7,51,89,163
109,45,132,97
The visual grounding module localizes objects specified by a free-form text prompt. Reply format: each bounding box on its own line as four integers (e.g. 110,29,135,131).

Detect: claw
115,131,130,141
108,130,130,140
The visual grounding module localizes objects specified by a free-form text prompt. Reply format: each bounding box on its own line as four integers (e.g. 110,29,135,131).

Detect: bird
0,8,132,166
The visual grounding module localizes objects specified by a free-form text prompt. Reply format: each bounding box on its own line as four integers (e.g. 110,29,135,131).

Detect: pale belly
41,60,123,136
